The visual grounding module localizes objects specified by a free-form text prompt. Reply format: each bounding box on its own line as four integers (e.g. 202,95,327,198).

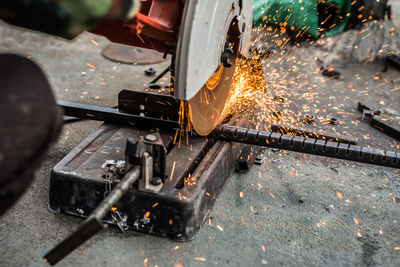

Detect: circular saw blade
188,60,236,136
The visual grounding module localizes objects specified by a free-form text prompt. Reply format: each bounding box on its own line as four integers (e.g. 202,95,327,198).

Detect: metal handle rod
44,166,141,265
91,165,141,220
216,126,400,169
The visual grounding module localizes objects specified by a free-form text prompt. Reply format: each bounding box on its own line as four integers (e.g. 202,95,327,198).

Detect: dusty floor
1,2,400,267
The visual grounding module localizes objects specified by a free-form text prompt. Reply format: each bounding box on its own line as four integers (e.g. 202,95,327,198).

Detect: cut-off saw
45,1,255,264
45,2,400,265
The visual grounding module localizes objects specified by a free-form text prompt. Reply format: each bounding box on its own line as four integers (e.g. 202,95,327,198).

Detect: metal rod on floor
150,65,171,84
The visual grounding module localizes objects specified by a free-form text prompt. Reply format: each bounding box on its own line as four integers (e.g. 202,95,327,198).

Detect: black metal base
49,124,244,241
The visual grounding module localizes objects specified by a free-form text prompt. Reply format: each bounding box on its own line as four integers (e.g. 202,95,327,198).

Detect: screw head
150,177,162,186
145,134,157,142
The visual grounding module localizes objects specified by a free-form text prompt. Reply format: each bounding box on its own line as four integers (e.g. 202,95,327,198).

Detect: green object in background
0,0,113,39
253,0,351,39
59,0,113,38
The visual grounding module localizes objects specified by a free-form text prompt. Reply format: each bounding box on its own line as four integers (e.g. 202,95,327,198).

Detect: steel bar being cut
58,100,400,170
216,126,400,169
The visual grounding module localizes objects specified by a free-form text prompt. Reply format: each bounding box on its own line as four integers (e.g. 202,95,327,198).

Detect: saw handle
44,166,141,265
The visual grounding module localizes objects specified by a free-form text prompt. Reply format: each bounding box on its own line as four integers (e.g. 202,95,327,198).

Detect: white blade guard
175,0,253,101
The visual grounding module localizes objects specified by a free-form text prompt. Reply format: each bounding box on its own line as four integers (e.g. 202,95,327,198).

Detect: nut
145,68,156,76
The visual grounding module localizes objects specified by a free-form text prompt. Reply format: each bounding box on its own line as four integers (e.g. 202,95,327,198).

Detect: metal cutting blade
188,61,236,136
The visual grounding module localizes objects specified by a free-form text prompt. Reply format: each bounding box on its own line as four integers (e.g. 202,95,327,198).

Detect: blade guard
174,0,253,101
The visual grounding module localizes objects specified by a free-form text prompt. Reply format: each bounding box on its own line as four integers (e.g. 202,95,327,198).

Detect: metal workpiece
58,97,399,170
44,165,141,265
271,124,358,145
44,217,104,266
216,126,400,169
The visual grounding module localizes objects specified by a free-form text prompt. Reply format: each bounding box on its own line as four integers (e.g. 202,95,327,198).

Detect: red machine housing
91,0,183,53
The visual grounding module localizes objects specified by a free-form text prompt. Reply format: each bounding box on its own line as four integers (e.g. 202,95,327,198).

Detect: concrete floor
1,2,400,266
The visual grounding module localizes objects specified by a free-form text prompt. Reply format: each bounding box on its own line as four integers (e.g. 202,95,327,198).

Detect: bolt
145,67,156,76
221,43,233,68
150,177,162,186
145,134,157,142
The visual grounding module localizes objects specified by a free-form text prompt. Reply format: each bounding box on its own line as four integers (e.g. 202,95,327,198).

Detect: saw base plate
49,124,243,240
